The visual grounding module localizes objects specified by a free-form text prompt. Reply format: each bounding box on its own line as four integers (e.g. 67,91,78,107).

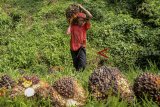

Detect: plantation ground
0,0,160,106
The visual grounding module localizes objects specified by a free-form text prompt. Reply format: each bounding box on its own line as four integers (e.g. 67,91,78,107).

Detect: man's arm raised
78,4,93,19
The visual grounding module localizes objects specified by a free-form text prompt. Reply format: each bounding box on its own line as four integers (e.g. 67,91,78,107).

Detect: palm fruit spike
31,75,40,85
112,68,134,103
34,81,51,99
0,75,15,89
65,4,82,24
10,85,25,98
0,87,7,97
88,66,134,103
51,77,87,107
18,75,40,87
133,72,160,105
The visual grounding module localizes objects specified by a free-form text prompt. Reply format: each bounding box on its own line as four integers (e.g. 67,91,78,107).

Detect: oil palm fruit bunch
0,75,15,89
133,72,160,105
0,75,16,97
10,85,25,98
88,66,134,103
18,75,40,88
0,87,7,97
50,77,87,107
34,81,52,99
65,4,82,24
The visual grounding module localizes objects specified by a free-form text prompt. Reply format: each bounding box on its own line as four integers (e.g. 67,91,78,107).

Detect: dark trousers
70,47,86,71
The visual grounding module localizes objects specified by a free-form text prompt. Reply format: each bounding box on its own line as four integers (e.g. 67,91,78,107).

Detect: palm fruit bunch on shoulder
50,77,87,107
0,75,15,89
133,72,160,105
65,3,83,24
88,66,134,103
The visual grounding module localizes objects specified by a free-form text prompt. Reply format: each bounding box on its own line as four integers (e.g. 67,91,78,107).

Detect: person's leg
77,47,86,71
70,50,79,70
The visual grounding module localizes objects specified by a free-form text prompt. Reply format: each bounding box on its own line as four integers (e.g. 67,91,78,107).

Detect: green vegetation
0,0,160,106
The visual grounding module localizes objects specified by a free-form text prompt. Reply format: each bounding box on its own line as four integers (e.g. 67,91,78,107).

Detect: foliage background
0,0,160,106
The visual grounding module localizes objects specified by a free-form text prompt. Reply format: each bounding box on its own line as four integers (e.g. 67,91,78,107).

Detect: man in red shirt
67,4,92,71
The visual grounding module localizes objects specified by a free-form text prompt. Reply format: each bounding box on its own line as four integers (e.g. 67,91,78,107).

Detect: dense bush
0,7,12,37
85,0,160,69
136,1,160,27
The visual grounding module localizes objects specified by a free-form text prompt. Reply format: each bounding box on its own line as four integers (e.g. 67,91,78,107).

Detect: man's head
77,13,86,26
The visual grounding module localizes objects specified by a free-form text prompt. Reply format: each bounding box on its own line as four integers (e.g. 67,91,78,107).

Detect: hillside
0,0,160,106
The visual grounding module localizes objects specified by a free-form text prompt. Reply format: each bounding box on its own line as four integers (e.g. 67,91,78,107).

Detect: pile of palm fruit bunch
0,74,87,106
65,3,82,24
50,77,87,107
10,75,51,98
2,68,160,106
133,72,160,105
0,75,16,96
88,66,134,103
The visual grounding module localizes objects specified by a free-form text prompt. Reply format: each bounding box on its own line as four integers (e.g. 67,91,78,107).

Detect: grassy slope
0,0,160,106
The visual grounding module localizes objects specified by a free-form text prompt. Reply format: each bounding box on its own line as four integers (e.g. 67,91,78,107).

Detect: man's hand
66,25,71,35
77,4,93,19
78,4,83,9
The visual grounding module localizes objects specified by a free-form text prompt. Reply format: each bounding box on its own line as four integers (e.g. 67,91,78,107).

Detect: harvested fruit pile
10,75,43,98
0,75,15,96
0,75,15,89
51,77,87,107
1,66,160,106
0,75,86,107
88,66,134,103
133,73,160,105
